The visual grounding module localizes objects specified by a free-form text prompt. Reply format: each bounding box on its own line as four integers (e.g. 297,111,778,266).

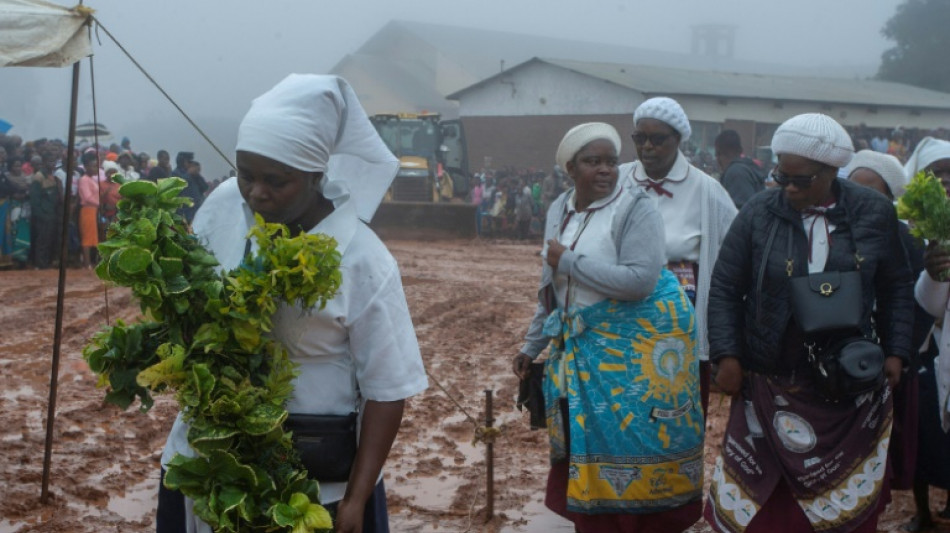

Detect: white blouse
549,184,627,309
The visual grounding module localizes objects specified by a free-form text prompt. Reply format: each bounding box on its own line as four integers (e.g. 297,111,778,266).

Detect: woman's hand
713,357,743,397
334,497,364,533
884,356,902,390
924,241,950,281
546,239,566,270
336,399,404,532
513,352,533,380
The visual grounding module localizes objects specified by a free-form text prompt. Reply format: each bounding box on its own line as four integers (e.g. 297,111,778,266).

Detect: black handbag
284,412,358,482
780,186,891,399
788,271,863,334
789,270,885,399
516,362,546,430
810,336,885,400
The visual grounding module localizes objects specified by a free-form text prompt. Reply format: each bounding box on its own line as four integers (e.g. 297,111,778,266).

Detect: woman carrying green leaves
157,74,428,533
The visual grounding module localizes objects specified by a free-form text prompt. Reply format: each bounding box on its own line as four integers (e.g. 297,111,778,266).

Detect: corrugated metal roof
333,53,451,110
541,58,950,109
379,20,874,82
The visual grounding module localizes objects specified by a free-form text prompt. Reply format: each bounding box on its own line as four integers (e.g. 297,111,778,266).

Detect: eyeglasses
769,169,821,189
631,133,673,147
577,155,619,168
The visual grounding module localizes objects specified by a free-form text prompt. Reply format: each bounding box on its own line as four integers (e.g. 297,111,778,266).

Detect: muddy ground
0,238,939,532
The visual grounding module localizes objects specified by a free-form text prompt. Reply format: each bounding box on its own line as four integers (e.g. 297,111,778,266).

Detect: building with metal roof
330,20,856,119
447,57,950,170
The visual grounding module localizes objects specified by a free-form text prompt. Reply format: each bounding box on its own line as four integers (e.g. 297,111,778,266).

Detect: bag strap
757,219,779,322
786,227,795,277
785,200,863,277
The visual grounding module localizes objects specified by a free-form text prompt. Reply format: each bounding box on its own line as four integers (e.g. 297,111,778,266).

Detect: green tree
877,0,950,93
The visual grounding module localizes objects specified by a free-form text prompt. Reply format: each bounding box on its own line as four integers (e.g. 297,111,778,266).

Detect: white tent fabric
0,0,91,67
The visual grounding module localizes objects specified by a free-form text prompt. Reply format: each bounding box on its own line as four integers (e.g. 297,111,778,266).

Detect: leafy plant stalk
897,170,950,279
83,176,340,532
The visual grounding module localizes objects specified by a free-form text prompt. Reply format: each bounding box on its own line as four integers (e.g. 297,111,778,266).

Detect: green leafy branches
897,170,950,242
82,176,341,532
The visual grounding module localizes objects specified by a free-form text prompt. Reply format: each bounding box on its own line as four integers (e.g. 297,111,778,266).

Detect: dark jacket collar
766,178,853,226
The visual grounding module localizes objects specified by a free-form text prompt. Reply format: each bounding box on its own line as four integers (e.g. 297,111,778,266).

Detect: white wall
456,61,950,130
456,61,643,117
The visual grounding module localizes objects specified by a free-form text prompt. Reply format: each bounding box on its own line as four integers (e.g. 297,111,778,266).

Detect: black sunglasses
631,133,674,147
769,169,821,189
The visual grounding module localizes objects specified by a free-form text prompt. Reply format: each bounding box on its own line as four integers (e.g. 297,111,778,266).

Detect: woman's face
566,139,619,209
633,118,680,178
775,153,837,210
848,168,891,200
236,150,320,226
926,158,950,196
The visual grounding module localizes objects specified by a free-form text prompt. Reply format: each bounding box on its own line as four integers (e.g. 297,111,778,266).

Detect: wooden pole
41,58,82,503
484,389,494,521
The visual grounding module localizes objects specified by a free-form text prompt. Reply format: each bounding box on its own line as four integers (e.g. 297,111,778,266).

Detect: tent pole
41,59,82,504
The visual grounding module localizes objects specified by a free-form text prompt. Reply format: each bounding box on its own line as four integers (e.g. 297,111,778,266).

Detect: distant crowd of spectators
0,133,213,270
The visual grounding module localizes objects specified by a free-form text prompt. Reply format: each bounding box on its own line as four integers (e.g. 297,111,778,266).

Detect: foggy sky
0,0,902,180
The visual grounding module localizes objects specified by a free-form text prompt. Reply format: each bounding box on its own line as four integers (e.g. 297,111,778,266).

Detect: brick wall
461,114,637,171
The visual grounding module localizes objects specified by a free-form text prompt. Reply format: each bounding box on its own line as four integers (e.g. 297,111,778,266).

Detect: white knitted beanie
848,150,908,198
633,97,691,142
555,122,622,170
771,113,854,168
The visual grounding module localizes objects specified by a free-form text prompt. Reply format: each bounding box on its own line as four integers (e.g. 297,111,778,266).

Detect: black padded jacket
707,178,914,375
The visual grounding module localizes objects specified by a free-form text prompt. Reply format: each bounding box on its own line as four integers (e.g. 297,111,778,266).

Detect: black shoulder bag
284,412,358,482
786,222,884,400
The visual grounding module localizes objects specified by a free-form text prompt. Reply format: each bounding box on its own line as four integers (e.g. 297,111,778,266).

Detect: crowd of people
513,97,950,533
469,124,950,242
6,75,950,532
0,134,213,269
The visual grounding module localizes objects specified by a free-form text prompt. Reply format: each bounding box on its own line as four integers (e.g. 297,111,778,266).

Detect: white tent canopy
0,0,93,506
0,0,91,67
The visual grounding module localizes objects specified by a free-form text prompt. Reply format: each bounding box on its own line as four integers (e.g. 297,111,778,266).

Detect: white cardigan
915,270,950,431
620,151,738,360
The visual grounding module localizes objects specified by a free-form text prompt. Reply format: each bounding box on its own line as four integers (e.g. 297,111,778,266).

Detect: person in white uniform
905,137,950,533
618,96,737,414
156,74,428,533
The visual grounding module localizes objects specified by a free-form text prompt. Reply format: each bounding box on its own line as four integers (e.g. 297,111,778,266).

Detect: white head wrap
904,136,950,177
555,122,622,170
847,150,908,198
771,113,854,168
237,74,398,221
633,97,691,142
102,160,120,175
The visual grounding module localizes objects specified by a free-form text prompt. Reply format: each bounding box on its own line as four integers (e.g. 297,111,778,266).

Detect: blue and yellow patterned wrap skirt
542,269,704,514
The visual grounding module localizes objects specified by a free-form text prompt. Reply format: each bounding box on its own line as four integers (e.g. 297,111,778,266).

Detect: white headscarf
237,74,398,222
904,136,950,177
848,150,908,198
554,122,622,170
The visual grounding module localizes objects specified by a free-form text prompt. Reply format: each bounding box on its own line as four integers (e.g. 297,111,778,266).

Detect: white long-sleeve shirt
915,270,950,431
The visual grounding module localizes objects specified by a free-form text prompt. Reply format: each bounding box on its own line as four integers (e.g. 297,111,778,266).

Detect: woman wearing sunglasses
618,96,737,416
705,113,913,533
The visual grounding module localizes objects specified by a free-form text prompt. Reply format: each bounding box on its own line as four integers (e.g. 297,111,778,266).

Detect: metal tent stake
41,59,82,504
485,389,494,521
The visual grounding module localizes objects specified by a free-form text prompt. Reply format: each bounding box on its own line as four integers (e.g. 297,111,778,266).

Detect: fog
1,0,902,180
